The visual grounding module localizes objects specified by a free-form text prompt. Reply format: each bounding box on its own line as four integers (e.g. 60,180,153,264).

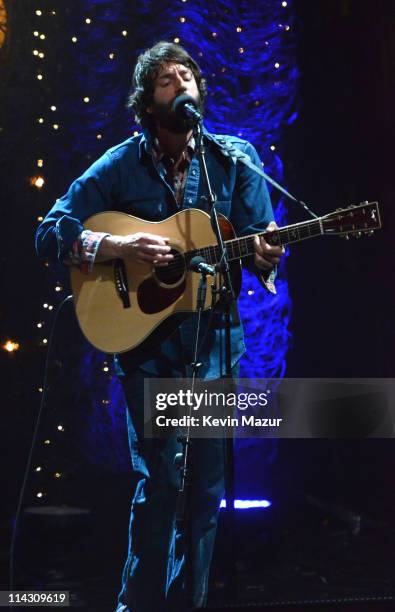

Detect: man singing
36,41,284,612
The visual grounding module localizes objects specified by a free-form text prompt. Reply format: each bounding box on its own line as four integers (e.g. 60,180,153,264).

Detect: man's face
147,62,202,133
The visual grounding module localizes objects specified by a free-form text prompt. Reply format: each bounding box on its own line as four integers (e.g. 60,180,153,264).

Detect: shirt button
191,170,196,176
188,198,193,204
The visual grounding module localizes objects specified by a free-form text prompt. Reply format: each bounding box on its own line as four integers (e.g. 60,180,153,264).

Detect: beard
151,94,202,134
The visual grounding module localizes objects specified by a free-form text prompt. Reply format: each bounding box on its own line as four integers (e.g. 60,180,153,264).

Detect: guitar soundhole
154,249,185,286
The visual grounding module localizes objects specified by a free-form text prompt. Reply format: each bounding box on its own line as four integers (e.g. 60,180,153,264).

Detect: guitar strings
154,204,377,276
156,219,323,276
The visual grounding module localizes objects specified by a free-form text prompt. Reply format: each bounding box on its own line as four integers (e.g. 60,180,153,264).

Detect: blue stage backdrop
34,1,298,486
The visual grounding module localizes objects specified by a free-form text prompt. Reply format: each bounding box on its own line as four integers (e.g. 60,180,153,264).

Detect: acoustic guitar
70,201,381,355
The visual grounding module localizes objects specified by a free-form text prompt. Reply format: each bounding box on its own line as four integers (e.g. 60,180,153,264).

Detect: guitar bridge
114,259,130,308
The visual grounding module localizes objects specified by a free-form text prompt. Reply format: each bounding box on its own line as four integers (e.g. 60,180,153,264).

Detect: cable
9,295,74,597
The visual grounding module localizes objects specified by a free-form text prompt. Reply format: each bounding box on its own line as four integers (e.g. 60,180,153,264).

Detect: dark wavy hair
127,41,207,130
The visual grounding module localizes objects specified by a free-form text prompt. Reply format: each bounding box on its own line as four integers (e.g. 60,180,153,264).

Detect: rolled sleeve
68,230,110,274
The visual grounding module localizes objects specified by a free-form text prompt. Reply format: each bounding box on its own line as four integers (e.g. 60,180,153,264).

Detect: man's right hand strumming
98,233,175,266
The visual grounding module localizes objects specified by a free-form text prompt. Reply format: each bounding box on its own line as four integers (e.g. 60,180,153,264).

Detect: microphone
172,94,203,124
189,255,216,276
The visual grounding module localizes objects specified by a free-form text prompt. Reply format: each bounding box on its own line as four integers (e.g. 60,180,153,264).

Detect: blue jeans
116,369,226,612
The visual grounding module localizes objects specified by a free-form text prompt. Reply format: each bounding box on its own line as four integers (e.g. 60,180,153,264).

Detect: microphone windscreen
172,94,197,115
189,255,206,270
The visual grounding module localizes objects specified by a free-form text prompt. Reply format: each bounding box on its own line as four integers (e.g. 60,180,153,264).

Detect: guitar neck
189,217,323,266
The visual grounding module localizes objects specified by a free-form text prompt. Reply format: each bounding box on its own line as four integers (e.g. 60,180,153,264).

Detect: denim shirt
35,129,275,380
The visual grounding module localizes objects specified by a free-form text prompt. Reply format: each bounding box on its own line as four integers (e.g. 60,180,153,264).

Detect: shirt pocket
120,198,170,221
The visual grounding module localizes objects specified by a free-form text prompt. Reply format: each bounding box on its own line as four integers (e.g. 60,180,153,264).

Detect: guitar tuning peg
355,232,362,238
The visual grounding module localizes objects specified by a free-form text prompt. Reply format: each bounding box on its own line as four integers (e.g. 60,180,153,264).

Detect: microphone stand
195,120,238,603
174,111,238,605
176,263,213,608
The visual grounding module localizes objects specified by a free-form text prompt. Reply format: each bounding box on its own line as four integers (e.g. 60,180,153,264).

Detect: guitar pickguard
138,276,187,314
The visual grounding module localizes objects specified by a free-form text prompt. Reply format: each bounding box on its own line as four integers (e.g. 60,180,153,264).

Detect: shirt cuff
258,267,276,294
69,230,110,274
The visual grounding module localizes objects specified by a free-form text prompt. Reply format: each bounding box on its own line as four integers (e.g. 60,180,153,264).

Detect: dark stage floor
5,489,395,611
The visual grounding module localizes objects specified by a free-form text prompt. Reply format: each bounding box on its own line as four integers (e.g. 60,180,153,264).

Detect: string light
174,37,180,43
37,117,44,123
282,1,288,6
133,131,139,136
44,439,51,445
236,26,242,32
35,9,42,16
38,387,43,393
2,341,20,352
179,17,186,23
37,160,44,167
53,123,59,130
50,105,56,111
108,53,114,59
39,34,45,40
270,145,276,150
33,31,39,37
274,62,280,68
35,466,42,472
122,30,128,36
36,492,44,498
37,74,43,80
55,286,62,292
54,472,61,478
212,32,218,38
37,322,43,328
96,134,102,139
30,176,45,189
85,18,91,24
57,425,64,431
71,37,77,43
238,47,245,54
103,366,109,372
83,96,90,103
42,338,48,344
33,49,39,56
285,25,290,31
38,52,44,58
248,290,255,296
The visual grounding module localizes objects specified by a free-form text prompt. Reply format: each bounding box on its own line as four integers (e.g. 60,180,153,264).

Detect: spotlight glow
220,499,271,509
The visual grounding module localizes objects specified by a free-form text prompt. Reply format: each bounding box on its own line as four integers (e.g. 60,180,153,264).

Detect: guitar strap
209,135,319,220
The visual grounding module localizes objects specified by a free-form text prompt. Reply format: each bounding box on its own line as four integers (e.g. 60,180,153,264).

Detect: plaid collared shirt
151,135,195,207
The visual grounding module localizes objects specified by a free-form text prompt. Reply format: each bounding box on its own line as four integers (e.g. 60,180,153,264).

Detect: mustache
150,94,203,134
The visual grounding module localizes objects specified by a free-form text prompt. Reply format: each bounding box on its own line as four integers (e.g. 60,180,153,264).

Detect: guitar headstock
322,201,381,239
